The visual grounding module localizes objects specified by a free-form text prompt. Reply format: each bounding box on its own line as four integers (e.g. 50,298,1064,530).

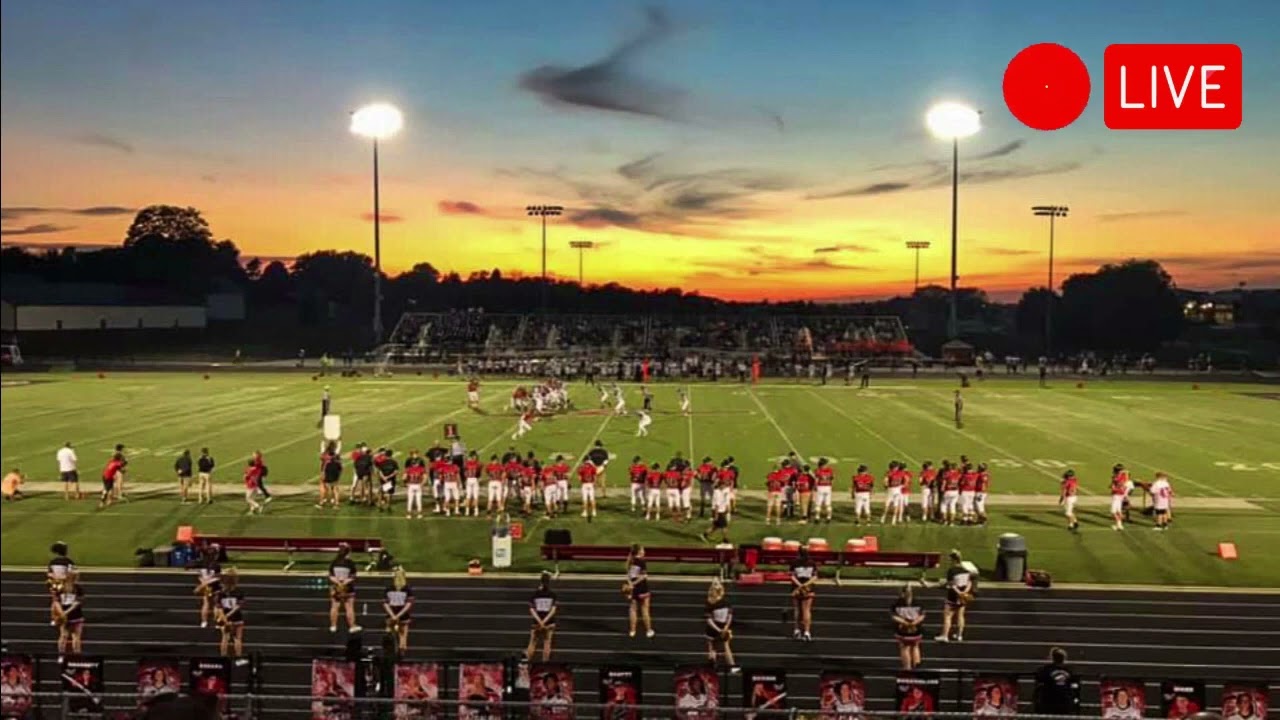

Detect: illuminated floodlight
925,102,981,140
350,103,404,140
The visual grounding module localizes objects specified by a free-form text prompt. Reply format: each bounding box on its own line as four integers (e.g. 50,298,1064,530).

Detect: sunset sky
2,0,1278,301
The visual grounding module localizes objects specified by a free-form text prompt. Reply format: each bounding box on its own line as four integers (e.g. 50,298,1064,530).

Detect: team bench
192,534,386,571
743,547,941,584
540,545,737,577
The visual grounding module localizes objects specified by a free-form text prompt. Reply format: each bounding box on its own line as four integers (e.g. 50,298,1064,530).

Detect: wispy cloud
696,250,868,277
814,243,874,254
438,200,487,216
1096,210,1190,223
808,161,1082,200
518,6,685,122
982,247,1039,257
809,182,911,199
567,207,643,229
972,140,1025,160
1,206,134,220
0,223,74,236
359,211,403,223
73,132,135,154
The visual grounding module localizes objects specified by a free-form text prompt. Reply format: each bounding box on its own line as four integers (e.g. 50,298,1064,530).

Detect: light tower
1032,204,1069,357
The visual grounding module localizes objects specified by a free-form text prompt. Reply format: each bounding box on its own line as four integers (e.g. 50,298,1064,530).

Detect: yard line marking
806,390,918,465
570,412,614,474
747,388,802,456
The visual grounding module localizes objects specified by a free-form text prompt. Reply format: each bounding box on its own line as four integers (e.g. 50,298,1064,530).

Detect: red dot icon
1003,43,1091,131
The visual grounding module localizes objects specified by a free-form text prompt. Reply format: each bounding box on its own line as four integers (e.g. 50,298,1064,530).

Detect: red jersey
1110,476,1128,496
504,460,523,480
405,460,427,481
350,449,364,464
697,462,716,481
644,469,663,489
960,471,978,493
680,467,695,489
540,467,558,488
485,462,505,481
467,380,479,392
444,463,463,483
898,470,913,493
1061,477,1079,497
103,459,123,481
815,466,834,487
942,469,961,492
520,465,537,487
717,467,738,487
975,471,990,493
464,459,481,478
577,463,597,485
629,463,647,484
853,472,875,493
920,468,938,488
552,462,570,480
243,464,262,489
766,470,785,494
886,469,906,489
663,469,681,487
795,473,814,493
779,465,798,483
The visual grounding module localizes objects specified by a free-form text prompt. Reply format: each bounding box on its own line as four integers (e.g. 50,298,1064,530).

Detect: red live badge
1003,43,1092,131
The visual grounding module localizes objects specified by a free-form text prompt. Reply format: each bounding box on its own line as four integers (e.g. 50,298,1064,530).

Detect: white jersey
1150,478,1172,509
56,447,78,473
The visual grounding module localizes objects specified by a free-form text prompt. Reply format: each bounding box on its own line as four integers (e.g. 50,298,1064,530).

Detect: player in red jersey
851,465,875,524
1109,465,1131,530
940,462,962,525
577,461,599,520
462,452,482,517
628,456,647,513
439,459,461,516
643,464,664,521
696,457,717,518
404,450,427,519
973,463,991,526
765,468,785,525
881,462,906,525
485,455,507,515
513,409,535,440
1058,469,1080,531
814,458,835,523
959,464,979,525
663,466,682,521
918,462,938,523
795,466,815,524
552,456,572,515
242,460,264,515
540,463,559,519
895,463,914,525
1113,463,1134,524
721,457,740,516
99,457,124,509
779,459,799,519
466,379,481,409
519,461,538,515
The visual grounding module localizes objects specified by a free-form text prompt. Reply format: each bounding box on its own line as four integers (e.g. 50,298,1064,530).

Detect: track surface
2,570,1278,717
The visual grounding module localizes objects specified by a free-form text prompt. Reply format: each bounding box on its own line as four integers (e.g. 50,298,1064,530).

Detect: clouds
359,211,403,223
438,200,487,216
567,207,643,229
814,243,874,254
2,205,134,220
1096,210,1190,223
73,132,135,154
694,248,867,277
517,6,686,122
971,140,1025,160
809,182,910,199
0,223,72,236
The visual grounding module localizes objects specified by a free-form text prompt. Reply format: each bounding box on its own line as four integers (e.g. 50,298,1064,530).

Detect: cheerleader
789,547,817,642
53,570,85,659
46,542,76,627
623,544,655,638
216,569,245,658
327,544,363,634
526,571,558,661
383,567,414,654
935,550,975,643
193,546,222,628
891,584,926,669
704,579,736,670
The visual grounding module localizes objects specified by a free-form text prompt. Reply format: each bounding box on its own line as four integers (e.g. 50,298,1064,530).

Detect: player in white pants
513,411,534,440
645,468,663,520
814,483,833,521
599,385,610,408
942,488,960,525
464,472,481,517
442,468,461,517
485,460,506,514
542,480,559,518
680,474,694,520
678,388,691,416
665,475,681,519
613,386,627,416
636,409,652,437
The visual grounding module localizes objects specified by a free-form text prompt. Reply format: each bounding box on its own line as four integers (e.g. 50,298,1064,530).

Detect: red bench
540,544,736,577
744,547,941,584
193,534,386,571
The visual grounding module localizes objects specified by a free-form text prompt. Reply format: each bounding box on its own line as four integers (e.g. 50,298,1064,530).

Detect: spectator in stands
1033,647,1080,715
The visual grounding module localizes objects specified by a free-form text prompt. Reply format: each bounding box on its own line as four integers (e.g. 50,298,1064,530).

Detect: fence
0,651,1270,720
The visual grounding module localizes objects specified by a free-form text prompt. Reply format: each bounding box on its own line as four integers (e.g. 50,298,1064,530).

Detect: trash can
491,514,513,569
995,533,1027,581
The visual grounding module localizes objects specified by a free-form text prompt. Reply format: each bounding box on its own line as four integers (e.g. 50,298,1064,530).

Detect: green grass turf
3,372,1279,587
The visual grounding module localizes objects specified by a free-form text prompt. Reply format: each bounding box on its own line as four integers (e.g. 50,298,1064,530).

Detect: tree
119,205,245,295
124,205,213,246
1014,287,1060,352
1059,259,1183,352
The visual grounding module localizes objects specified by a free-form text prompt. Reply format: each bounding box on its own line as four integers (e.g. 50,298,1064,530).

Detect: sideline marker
1217,542,1238,560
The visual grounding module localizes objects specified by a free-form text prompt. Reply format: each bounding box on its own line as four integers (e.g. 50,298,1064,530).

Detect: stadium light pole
905,240,931,293
1032,204,1069,357
350,102,404,345
926,102,981,340
569,240,597,285
526,204,563,309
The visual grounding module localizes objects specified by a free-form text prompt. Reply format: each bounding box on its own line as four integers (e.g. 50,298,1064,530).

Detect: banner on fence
457,662,503,720
529,663,573,720
1099,678,1145,719
973,674,1019,716
818,670,865,719
60,656,104,715
895,672,940,719
1,654,35,720
311,659,356,720
1159,679,1204,719
598,665,641,720
136,658,181,708
1221,682,1268,720
744,669,787,720
673,664,719,720
394,662,442,720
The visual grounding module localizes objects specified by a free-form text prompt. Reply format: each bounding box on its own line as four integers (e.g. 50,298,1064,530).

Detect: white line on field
571,412,614,474
807,390,919,466
747,387,802,457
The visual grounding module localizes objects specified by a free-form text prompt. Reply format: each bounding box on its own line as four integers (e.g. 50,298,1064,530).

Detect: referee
953,390,964,429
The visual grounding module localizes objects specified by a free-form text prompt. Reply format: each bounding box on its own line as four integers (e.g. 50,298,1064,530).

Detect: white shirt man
1150,473,1173,530
56,443,79,498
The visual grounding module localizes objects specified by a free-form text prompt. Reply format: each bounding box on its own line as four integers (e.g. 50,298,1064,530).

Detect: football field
3,372,1279,587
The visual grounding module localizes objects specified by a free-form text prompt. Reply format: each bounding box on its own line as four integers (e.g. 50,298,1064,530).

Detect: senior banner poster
457,662,504,720
529,663,574,720
1,655,35,720
189,657,232,716
744,669,787,719
1220,683,1268,720
60,656,104,715
136,659,181,708
311,659,356,720
973,675,1019,716
1099,678,1146,720
598,666,641,720
818,670,865,719
1160,679,1205,719
895,672,940,719
673,665,719,720
394,662,442,720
